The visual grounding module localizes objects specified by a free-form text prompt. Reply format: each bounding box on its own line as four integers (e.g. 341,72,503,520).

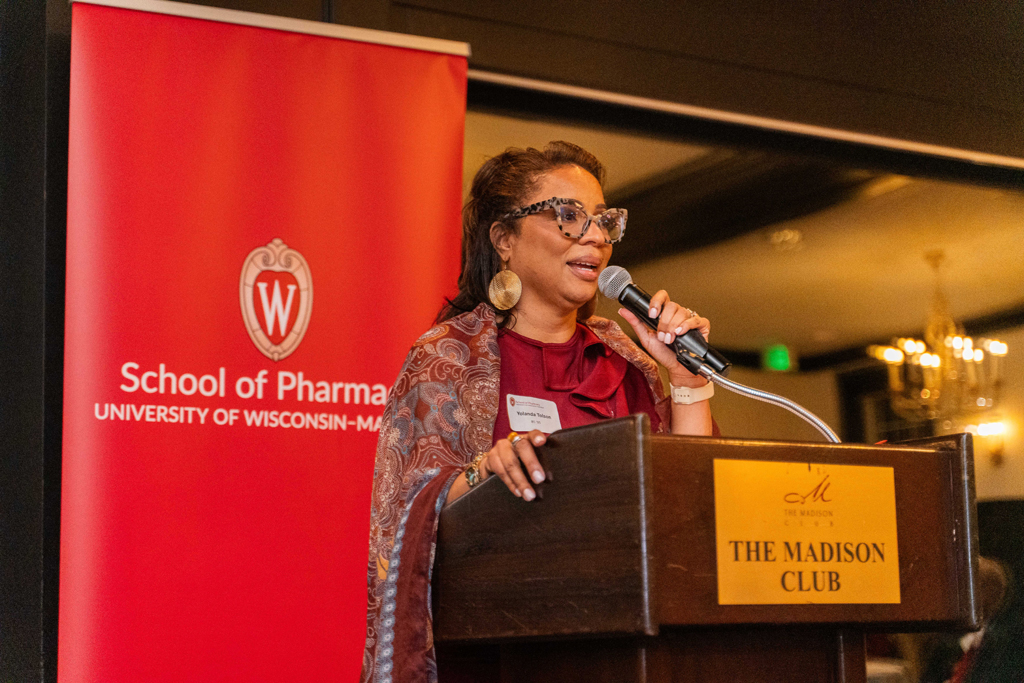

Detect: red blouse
492,324,662,443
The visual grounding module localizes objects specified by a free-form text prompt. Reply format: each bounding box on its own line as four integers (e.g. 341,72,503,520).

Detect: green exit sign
762,344,794,372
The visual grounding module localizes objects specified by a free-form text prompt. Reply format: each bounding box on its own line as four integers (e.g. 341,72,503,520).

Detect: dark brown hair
437,141,605,325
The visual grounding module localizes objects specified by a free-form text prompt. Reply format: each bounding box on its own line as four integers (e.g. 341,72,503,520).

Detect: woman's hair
436,140,606,325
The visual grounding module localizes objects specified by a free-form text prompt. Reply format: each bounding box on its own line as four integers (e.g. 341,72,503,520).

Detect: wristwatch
669,381,714,405
465,451,488,488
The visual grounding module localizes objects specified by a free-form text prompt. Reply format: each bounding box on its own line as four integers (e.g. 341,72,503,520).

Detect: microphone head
598,265,633,300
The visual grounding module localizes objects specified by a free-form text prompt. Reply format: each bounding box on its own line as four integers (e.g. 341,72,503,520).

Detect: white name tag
506,394,562,433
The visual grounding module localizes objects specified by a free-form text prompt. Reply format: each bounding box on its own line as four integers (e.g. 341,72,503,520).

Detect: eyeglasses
503,197,627,244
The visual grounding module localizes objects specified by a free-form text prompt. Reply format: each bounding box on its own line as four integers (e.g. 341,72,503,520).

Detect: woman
362,141,716,683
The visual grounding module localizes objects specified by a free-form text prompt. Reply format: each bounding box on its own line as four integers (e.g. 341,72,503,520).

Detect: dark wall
344,0,1022,159
181,0,1024,159
0,0,70,681
187,0,325,20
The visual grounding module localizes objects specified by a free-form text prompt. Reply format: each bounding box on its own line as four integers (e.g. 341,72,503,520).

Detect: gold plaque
714,459,900,605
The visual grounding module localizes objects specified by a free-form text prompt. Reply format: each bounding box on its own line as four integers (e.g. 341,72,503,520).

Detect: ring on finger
688,309,699,319
507,431,524,447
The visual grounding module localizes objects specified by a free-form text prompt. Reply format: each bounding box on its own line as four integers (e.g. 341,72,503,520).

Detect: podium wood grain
434,416,656,640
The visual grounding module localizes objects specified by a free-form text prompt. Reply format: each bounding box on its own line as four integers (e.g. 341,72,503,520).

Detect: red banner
60,3,466,680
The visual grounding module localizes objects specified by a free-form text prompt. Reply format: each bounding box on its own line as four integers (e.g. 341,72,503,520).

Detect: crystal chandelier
868,251,1008,422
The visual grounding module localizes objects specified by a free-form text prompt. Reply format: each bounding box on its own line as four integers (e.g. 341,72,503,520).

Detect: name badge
506,394,562,433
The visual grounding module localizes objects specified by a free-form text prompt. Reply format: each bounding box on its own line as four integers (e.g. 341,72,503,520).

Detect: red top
493,324,661,443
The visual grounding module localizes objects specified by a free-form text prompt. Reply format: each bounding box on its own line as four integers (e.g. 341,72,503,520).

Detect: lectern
433,415,979,683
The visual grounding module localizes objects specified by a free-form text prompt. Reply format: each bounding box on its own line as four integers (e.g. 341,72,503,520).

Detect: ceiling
463,111,710,198
464,109,1024,361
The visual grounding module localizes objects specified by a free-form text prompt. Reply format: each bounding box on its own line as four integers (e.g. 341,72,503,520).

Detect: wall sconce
963,419,1007,467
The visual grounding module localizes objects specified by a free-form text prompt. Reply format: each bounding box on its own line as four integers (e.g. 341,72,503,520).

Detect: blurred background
464,108,1024,499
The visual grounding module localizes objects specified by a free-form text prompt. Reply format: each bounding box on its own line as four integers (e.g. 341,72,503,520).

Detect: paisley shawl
361,303,671,683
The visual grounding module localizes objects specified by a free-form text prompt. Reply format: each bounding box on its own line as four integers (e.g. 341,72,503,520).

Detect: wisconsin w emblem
239,238,313,361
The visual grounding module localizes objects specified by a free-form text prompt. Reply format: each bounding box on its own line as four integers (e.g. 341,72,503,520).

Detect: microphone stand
694,363,841,444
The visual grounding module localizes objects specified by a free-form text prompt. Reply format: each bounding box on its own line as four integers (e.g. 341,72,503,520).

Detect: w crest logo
240,238,313,361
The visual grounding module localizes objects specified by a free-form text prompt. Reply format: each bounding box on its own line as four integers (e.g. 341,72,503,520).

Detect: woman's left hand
618,290,710,387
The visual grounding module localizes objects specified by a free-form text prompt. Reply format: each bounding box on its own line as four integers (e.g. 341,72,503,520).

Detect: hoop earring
488,262,522,310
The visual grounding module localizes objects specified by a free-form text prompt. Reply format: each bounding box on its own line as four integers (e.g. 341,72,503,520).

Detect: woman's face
500,165,613,316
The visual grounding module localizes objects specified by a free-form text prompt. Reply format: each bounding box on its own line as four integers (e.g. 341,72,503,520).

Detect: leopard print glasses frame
502,197,627,244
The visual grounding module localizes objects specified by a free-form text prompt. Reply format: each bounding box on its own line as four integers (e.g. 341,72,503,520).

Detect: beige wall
708,326,1024,501
946,325,1024,502
710,366,842,444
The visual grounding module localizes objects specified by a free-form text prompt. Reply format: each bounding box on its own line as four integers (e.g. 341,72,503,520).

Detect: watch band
465,451,489,488
669,381,714,405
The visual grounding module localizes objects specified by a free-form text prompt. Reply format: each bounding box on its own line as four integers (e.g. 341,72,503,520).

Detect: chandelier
868,251,1008,423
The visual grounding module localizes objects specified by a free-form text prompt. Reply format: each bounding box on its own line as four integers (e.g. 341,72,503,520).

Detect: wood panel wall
186,0,1024,158
348,0,1022,158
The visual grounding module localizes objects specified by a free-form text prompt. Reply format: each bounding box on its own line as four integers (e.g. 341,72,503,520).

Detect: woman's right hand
480,430,548,501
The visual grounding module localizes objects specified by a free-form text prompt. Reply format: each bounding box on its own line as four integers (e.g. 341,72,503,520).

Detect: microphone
598,265,731,376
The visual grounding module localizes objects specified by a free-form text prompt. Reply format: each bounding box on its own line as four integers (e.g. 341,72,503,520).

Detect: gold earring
488,262,522,310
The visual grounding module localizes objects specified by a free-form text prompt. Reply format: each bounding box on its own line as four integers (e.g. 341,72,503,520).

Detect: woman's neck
507,296,579,343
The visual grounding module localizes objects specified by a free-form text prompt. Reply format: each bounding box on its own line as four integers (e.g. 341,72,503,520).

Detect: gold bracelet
465,451,489,488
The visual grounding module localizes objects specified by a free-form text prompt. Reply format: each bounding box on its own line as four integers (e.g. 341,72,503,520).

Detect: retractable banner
61,2,467,680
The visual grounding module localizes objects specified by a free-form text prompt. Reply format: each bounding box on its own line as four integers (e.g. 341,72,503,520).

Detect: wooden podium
432,416,979,683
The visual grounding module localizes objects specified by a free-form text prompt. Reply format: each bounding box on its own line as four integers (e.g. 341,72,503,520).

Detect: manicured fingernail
666,333,675,343
533,435,543,445
523,489,535,502
649,307,658,318
514,488,521,497
675,327,684,335
656,332,664,342
532,470,545,484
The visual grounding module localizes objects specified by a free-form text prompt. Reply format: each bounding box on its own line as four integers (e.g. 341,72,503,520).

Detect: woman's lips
567,261,600,281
